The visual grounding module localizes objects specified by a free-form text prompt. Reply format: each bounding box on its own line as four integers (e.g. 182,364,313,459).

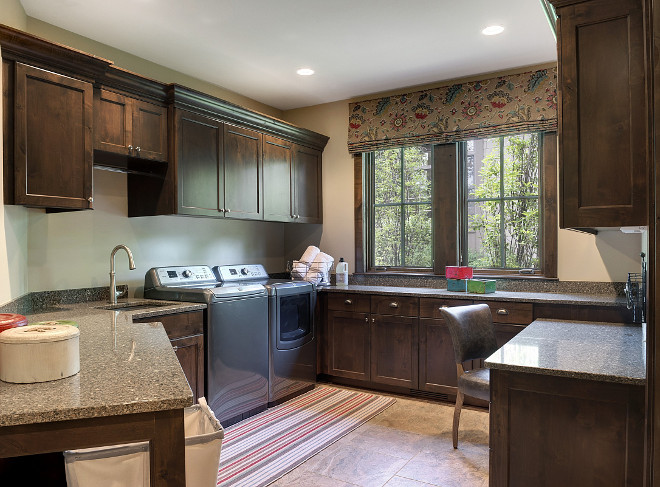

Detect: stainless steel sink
95,301,171,311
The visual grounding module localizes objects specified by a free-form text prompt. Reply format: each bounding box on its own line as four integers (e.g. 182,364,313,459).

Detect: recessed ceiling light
482,25,505,36
296,68,315,76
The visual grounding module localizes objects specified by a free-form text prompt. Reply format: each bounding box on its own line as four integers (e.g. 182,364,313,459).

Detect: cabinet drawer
371,295,418,317
327,293,370,313
419,298,473,319
477,301,533,324
134,310,204,339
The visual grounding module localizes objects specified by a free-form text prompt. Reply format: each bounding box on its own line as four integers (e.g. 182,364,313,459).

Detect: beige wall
283,101,643,282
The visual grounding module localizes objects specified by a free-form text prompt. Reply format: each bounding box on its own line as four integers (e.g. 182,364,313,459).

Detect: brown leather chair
440,303,498,448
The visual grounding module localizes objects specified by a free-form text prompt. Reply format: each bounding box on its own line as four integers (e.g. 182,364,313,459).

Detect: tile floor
271,389,490,487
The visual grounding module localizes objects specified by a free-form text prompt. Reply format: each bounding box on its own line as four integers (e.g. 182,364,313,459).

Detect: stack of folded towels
292,246,334,284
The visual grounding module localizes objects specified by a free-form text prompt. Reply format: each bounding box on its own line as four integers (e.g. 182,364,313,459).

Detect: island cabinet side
489,369,644,487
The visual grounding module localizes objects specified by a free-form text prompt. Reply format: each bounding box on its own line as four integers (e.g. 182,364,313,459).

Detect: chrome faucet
110,245,136,304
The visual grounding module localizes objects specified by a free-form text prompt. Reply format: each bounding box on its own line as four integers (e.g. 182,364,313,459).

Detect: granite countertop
485,319,646,385
319,284,625,307
0,299,206,427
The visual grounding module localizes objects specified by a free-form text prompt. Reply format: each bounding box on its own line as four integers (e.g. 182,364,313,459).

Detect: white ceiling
19,0,557,111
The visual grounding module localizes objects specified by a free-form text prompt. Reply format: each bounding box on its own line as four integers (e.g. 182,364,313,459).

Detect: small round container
0,324,80,383
0,313,28,333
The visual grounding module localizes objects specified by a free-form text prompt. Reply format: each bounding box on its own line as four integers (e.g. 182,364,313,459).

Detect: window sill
356,271,558,281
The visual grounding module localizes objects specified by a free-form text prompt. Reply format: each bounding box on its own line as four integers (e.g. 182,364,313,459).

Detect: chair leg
453,390,464,449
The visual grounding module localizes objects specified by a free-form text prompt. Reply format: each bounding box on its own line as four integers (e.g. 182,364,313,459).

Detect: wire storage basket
290,258,334,285
625,253,647,324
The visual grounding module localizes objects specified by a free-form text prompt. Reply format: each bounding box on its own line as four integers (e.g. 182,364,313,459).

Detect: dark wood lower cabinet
134,310,204,403
327,310,371,381
418,318,458,394
490,369,644,487
371,315,418,389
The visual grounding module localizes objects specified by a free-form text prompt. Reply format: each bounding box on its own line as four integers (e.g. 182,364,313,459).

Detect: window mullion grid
400,147,405,267
499,136,506,268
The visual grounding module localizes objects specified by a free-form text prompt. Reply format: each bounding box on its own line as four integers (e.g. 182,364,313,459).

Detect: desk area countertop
485,319,646,385
0,300,203,427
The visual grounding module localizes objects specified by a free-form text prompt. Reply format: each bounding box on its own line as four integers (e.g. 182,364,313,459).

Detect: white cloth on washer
299,246,320,265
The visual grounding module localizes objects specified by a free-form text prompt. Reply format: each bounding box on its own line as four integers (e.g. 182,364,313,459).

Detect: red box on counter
445,266,473,279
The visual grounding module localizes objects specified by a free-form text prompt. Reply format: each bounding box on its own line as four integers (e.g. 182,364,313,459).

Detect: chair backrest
440,304,498,364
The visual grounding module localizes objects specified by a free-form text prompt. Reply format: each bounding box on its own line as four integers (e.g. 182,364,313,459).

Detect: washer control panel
153,266,217,286
214,264,269,282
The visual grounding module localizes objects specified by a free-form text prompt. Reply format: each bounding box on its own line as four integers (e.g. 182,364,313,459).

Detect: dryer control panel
150,265,217,287
214,264,269,282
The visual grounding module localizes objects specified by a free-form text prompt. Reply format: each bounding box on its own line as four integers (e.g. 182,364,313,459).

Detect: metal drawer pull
365,317,369,323
344,299,353,305
172,345,178,352
389,302,399,308
440,305,448,309
497,309,509,315
372,318,375,323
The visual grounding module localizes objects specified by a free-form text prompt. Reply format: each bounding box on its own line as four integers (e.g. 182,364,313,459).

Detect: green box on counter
467,279,496,294
447,279,467,292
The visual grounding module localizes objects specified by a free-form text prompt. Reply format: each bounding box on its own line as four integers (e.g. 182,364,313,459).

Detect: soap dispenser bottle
336,258,348,287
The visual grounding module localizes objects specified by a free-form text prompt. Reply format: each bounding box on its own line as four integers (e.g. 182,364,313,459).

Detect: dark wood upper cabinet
292,145,322,223
263,135,294,222
552,0,649,228
12,62,93,209
175,109,223,217
223,124,263,220
94,88,167,162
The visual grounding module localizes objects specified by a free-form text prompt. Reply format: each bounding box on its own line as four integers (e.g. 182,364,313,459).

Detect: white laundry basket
64,397,224,487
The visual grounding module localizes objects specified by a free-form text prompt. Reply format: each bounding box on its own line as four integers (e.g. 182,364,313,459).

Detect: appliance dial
241,268,249,276
182,269,193,278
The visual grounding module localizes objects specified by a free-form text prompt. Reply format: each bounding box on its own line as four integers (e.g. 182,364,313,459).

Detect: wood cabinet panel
371,295,418,317
419,297,473,319
292,145,322,223
327,293,371,313
94,89,167,162
534,303,633,323
175,110,223,216
132,99,167,161
171,334,204,403
371,315,418,388
327,310,370,381
14,63,93,209
223,124,263,220
490,369,644,487
419,317,458,394
134,310,204,340
263,135,293,222
555,0,648,227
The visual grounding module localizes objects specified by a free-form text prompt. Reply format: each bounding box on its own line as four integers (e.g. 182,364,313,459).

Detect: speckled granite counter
0,299,206,427
319,284,625,307
485,319,645,385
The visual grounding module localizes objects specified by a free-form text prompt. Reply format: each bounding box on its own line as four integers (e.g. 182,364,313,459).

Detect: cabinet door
419,318,458,394
223,124,263,220
292,145,322,223
175,109,223,216
263,135,294,222
132,99,167,162
371,315,418,389
494,323,526,349
171,334,205,403
94,89,132,156
327,310,370,381
557,0,647,227
14,63,93,209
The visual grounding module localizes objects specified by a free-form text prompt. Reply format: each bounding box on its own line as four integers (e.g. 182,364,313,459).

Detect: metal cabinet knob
364,317,369,323
497,309,509,315
172,345,178,352
136,146,141,153
128,145,133,151
87,196,93,203
389,302,399,308
344,299,353,305
372,318,375,323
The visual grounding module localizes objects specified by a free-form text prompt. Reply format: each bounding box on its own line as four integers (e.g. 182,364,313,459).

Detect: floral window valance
347,67,557,154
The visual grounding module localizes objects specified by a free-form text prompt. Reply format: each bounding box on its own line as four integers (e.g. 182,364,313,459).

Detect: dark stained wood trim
651,0,659,482
2,58,14,205
542,132,558,278
433,143,458,275
166,84,329,151
354,154,365,273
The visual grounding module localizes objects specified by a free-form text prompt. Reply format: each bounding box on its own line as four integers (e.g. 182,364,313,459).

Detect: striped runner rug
216,385,396,487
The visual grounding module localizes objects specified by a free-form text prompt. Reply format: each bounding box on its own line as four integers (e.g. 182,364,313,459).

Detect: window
358,132,557,277
462,133,541,270
371,146,432,268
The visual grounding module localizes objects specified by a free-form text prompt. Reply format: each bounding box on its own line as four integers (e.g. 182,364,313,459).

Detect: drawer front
477,301,533,324
419,298,473,319
371,295,419,317
327,293,370,313
134,310,204,339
